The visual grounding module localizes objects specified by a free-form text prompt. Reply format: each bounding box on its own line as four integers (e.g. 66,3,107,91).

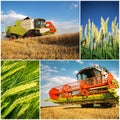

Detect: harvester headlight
46,24,50,27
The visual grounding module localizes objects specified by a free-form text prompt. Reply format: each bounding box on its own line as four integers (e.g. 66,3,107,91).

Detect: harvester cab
76,65,109,86
48,65,119,107
34,18,56,34
34,18,46,28
76,64,105,80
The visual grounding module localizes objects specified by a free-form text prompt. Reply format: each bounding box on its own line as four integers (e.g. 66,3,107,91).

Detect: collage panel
1,60,39,119
80,1,119,59
1,1,79,60
1,0,120,119
40,60,119,119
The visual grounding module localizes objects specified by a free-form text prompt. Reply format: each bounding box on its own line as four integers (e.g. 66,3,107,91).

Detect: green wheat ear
1,61,40,119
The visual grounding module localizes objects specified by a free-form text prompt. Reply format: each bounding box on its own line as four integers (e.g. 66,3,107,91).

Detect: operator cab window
34,19,45,28
81,68,101,81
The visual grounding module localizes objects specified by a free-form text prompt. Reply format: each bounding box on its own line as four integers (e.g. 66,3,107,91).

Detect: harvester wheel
25,30,36,37
9,35,17,41
62,84,72,98
100,103,115,108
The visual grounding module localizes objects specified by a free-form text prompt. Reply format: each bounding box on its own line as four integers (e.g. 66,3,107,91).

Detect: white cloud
70,2,79,9
61,68,66,71
54,67,57,69
41,83,52,89
89,62,94,66
41,64,50,70
48,19,79,34
110,70,119,81
73,70,78,75
41,64,59,82
47,76,76,86
76,60,84,64
47,69,58,73
41,64,58,74
1,10,27,31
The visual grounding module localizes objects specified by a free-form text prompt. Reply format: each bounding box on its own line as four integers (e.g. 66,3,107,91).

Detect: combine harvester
5,17,56,40
48,65,119,107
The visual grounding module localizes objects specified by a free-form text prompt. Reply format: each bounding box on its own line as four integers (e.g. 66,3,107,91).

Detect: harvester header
48,65,119,107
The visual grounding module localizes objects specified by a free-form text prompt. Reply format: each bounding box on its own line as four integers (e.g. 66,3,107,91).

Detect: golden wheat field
41,105,119,119
1,33,79,59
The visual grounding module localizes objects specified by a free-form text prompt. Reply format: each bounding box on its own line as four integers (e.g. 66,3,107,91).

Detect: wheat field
41,105,119,119
1,33,79,59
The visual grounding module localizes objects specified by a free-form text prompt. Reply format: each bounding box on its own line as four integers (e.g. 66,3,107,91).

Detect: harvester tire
24,30,41,38
81,104,94,108
26,31,36,37
9,35,17,41
100,103,115,108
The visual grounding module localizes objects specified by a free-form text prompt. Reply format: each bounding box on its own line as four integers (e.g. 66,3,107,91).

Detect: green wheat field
1,61,39,119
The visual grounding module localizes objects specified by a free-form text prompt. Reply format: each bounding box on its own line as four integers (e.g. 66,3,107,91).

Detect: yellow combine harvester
48,65,119,107
5,17,56,40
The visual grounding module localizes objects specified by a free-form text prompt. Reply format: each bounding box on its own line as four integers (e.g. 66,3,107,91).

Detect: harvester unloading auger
48,65,119,107
5,17,56,40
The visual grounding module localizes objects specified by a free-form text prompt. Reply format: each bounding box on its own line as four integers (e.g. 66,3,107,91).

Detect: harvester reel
80,80,90,96
62,84,72,98
49,88,60,100
80,88,90,96
80,80,89,88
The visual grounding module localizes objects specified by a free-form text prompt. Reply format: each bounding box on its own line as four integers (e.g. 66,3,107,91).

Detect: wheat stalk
2,81,38,97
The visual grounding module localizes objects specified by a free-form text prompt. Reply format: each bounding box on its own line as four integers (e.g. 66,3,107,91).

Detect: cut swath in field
1,32,79,59
1,61,39,119
80,17,119,59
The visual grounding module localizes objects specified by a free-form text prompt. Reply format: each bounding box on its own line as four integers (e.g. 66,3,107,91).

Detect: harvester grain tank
48,65,119,107
5,17,56,40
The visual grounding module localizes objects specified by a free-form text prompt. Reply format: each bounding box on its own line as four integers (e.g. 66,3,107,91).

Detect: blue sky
1,1,79,34
81,1,119,32
41,60,119,106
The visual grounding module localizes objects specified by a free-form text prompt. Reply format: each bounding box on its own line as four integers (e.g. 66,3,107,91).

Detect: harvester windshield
34,18,46,28
80,68,101,80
